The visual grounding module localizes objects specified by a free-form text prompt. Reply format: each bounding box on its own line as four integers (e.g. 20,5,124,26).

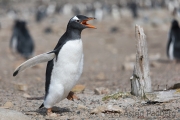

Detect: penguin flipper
13,52,55,76
39,103,44,109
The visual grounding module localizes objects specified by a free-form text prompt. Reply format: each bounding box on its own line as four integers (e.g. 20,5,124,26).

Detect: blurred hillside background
0,0,180,93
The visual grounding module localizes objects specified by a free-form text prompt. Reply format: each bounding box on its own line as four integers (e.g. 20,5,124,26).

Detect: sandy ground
0,1,180,119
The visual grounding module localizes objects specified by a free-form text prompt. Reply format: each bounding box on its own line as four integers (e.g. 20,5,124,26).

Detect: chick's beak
81,17,96,29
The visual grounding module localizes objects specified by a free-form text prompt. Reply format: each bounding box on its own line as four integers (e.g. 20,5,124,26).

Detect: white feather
71,16,79,21
44,39,83,108
11,37,17,52
169,35,174,60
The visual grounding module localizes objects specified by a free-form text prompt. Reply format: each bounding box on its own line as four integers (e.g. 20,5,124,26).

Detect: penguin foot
47,108,52,115
67,91,79,101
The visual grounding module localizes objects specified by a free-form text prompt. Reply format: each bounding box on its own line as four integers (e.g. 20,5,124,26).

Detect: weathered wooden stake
130,25,152,98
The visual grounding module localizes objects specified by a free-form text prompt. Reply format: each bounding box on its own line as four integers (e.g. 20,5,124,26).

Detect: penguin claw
67,91,79,101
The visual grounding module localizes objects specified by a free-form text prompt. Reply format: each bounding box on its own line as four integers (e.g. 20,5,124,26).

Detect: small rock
72,85,85,93
0,108,30,120
90,106,106,114
122,62,134,70
3,101,13,108
77,111,80,114
15,83,28,91
96,72,105,80
23,93,31,98
91,105,124,114
122,98,136,106
101,113,105,117
94,87,110,95
77,104,87,109
141,101,147,104
105,105,124,113
91,108,99,114
49,113,58,117
150,61,160,67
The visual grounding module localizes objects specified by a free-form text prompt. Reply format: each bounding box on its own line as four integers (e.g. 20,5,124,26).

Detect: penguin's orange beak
81,17,96,29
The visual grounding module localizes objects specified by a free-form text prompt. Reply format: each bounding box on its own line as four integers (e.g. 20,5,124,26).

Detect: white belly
11,36,18,52
169,36,174,60
44,39,83,108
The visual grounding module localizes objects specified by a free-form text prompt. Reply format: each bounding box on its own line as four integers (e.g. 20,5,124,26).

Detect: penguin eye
76,20,80,23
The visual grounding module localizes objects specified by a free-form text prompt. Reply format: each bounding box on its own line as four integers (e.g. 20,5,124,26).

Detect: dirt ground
0,1,180,120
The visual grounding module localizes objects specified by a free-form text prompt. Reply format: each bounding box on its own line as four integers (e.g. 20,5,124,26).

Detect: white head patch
71,16,79,21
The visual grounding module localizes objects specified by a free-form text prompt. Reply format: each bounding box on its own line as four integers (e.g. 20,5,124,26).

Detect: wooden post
130,25,152,98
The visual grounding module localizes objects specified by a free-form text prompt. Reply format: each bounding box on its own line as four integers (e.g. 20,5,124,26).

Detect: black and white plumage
167,19,180,60
10,20,34,59
13,15,96,114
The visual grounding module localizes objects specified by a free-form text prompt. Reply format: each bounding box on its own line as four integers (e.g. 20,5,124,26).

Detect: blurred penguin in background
167,19,180,61
129,1,138,19
10,20,34,59
36,5,47,22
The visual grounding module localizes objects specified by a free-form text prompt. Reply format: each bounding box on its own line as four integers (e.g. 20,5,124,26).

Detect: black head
67,15,96,31
14,20,27,29
171,19,179,29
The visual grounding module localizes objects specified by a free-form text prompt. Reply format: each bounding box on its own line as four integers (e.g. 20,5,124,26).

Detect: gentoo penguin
129,1,138,18
36,5,47,22
167,19,180,60
13,15,96,114
10,20,34,59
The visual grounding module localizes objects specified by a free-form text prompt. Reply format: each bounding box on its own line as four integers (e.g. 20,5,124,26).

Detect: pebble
3,101,13,108
106,105,124,113
23,93,31,98
94,87,110,95
91,106,106,114
15,83,28,91
91,105,124,114
77,104,87,109
49,113,58,117
101,113,105,117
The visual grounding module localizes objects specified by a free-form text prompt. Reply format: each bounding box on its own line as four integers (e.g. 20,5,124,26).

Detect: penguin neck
65,27,82,40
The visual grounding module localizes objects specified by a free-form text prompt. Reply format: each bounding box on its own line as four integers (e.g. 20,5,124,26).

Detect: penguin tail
39,103,44,109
